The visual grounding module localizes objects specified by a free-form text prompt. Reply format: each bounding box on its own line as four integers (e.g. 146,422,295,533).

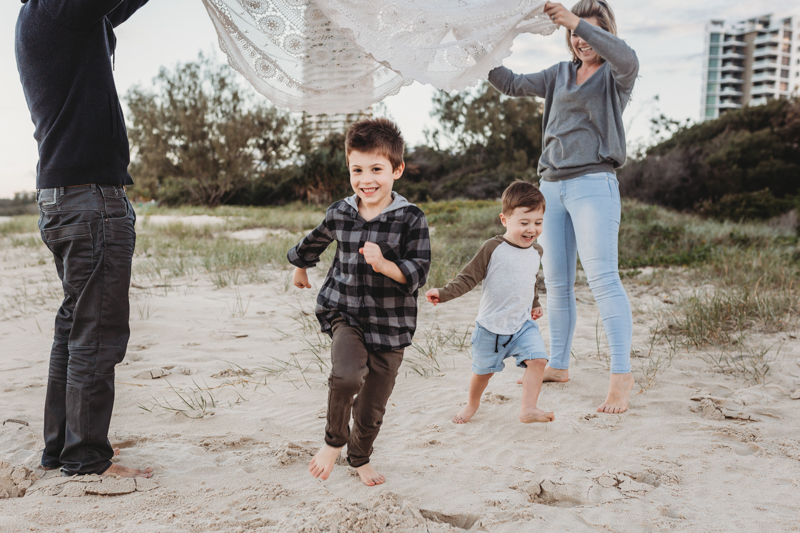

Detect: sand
1,217,799,532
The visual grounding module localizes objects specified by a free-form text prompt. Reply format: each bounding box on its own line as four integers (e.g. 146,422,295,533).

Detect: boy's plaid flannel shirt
287,193,431,353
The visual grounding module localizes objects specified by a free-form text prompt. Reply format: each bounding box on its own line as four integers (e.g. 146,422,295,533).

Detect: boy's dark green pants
325,316,404,467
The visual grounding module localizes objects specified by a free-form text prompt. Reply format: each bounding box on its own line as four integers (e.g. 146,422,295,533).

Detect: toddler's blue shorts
471,320,548,375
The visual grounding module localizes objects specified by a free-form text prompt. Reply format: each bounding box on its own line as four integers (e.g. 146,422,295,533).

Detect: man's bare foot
309,444,343,480
453,404,479,424
102,463,153,478
597,373,635,414
354,463,385,486
517,367,569,385
519,407,555,424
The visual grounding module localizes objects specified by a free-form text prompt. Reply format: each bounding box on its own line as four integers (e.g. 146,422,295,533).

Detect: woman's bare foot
102,463,153,478
543,367,569,382
519,407,555,424
354,463,385,486
452,404,479,424
517,367,569,384
597,373,635,414
309,444,343,480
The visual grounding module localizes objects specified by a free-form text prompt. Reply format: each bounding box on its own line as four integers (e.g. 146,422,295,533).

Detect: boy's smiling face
348,150,403,213
499,206,544,248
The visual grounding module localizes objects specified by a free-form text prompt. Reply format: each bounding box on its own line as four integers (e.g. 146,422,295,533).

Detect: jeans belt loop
58,187,65,198
91,183,97,194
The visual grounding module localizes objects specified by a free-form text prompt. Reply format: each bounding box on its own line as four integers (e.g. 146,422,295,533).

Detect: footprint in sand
712,432,763,456
273,441,317,466
484,392,512,404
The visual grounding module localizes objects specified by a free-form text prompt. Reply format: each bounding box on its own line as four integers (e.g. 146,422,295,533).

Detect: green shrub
697,189,795,221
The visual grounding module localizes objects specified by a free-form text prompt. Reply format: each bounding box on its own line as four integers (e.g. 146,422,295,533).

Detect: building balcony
753,46,779,58
719,87,743,96
749,97,769,106
751,85,776,97
752,59,776,69
755,32,779,44
718,100,742,109
721,50,745,60
751,71,777,82
719,63,744,72
720,76,743,84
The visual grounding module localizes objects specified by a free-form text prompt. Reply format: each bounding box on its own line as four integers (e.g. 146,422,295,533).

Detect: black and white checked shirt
287,193,431,353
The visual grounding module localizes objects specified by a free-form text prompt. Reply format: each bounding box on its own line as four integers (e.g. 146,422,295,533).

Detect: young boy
287,118,431,486
426,180,554,425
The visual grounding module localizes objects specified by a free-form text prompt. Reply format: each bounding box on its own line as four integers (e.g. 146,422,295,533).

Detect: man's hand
544,2,581,31
293,267,311,289
531,306,543,320
426,288,441,305
359,242,388,273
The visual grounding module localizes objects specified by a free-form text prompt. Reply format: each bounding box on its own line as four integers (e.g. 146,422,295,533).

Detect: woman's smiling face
570,15,602,66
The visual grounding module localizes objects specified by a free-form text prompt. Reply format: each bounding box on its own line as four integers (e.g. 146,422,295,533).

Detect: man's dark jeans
37,184,135,476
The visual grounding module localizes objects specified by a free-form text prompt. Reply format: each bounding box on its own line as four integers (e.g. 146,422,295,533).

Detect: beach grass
2,199,797,368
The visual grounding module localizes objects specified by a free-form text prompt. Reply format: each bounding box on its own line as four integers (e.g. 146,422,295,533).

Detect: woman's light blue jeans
538,172,632,374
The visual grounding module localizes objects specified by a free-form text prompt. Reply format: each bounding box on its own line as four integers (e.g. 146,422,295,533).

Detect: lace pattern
202,0,556,114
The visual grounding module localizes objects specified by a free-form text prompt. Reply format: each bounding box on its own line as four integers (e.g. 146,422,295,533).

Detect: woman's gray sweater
488,19,639,182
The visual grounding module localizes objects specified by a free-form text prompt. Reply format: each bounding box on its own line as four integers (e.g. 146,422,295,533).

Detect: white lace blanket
202,0,556,114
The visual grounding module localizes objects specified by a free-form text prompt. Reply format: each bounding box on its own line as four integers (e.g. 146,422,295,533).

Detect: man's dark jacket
16,0,151,189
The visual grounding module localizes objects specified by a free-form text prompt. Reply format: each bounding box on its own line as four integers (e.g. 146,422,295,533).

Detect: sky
1,0,798,199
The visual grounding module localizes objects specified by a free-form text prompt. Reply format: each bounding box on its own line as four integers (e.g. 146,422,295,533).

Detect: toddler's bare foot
354,463,385,486
102,463,153,478
453,404,479,424
517,367,569,385
309,444,342,480
597,373,635,414
519,408,555,424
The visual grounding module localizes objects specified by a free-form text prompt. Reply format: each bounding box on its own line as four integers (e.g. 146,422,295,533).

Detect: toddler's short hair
501,180,546,215
345,118,405,171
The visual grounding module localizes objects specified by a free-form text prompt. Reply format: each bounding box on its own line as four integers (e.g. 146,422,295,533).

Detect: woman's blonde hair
566,0,618,64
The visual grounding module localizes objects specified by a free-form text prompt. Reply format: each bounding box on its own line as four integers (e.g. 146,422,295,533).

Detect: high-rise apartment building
701,13,800,120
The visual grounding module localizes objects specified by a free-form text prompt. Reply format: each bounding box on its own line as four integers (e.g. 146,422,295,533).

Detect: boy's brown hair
345,118,405,171
501,180,546,215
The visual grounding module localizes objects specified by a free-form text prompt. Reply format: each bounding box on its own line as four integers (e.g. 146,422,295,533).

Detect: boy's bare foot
354,463,385,486
519,407,555,424
517,367,569,385
452,404,479,424
309,444,343,480
597,373,635,414
102,463,153,478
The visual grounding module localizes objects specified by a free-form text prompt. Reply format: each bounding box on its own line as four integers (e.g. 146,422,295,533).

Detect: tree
126,54,295,206
414,81,544,199
619,98,800,215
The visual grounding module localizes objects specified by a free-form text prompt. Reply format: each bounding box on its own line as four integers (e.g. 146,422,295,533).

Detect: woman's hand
544,2,581,31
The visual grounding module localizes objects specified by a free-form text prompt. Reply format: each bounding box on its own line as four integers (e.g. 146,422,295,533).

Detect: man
16,0,153,478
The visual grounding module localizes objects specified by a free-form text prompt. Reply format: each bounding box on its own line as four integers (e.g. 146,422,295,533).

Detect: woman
488,0,638,413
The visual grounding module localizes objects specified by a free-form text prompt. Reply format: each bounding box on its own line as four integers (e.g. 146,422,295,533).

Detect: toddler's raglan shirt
438,236,544,335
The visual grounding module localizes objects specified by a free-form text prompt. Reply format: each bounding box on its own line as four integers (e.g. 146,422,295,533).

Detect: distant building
303,109,373,145
701,13,800,120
